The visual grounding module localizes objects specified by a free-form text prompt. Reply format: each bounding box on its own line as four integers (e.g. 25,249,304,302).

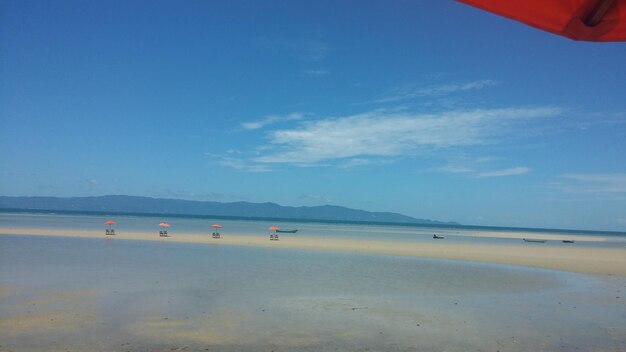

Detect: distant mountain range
0,195,458,225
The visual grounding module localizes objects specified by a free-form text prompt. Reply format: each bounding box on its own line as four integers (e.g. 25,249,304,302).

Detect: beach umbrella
159,222,170,228
104,220,116,230
211,224,223,229
458,0,626,41
268,225,280,235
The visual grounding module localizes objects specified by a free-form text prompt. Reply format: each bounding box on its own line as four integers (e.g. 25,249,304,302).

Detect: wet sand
2,227,625,276
2,233,625,351
462,231,612,242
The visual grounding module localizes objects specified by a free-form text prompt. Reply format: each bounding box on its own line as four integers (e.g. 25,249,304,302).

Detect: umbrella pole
585,0,616,27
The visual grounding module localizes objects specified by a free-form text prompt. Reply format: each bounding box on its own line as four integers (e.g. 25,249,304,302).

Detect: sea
1,211,625,351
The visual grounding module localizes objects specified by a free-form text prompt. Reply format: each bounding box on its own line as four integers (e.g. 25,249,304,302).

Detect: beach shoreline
2,227,625,277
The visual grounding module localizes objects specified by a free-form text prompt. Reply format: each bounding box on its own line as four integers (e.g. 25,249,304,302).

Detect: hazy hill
0,195,458,225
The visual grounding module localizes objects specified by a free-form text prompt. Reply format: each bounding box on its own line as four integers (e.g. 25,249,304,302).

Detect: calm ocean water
1,211,625,248
1,212,625,351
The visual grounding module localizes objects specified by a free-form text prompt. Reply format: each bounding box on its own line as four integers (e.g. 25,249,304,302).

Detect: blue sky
1,1,626,231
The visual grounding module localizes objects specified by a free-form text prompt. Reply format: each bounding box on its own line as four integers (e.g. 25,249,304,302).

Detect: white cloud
254,107,561,164
299,41,329,61
154,189,228,201
211,156,272,173
241,112,305,130
256,37,329,62
434,165,474,174
371,80,498,104
476,167,530,178
302,69,329,77
338,158,373,168
430,156,497,175
558,173,626,193
433,161,529,178
299,193,331,204
571,111,626,130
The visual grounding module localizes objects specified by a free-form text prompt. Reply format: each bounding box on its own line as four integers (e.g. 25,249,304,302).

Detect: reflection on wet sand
1,234,625,351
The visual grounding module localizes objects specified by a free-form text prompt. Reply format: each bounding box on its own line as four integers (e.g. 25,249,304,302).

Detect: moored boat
276,229,298,233
523,238,547,243
433,234,445,239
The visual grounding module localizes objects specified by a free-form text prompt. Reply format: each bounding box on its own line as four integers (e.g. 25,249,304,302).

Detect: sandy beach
2,227,625,277
2,223,625,352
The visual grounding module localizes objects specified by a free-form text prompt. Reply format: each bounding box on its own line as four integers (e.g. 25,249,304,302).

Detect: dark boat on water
276,229,298,233
562,240,575,243
523,238,547,243
433,234,445,239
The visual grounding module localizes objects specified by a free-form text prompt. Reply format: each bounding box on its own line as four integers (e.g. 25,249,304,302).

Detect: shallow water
1,234,625,351
2,212,625,248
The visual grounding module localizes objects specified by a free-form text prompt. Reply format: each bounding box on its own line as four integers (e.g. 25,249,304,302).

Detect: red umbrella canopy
458,0,626,41
211,224,223,229
104,220,116,225
268,225,280,231
159,222,170,228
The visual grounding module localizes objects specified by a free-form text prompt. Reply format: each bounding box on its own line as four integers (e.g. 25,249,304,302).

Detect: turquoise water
3,209,626,236
0,209,626,237
2,212,625,248
1,210,626,352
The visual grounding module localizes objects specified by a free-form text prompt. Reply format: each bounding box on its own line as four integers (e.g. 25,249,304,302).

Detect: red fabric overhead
458,0,626,41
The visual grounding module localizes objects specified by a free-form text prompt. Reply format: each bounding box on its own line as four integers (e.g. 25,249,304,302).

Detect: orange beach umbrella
458,0,626,41
268,225,280,235
211,224,223,229
159,222,170,228
104,220,116,230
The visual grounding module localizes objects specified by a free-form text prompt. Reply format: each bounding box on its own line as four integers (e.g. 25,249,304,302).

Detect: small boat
523,238,547,243
562,240,575,243
433,234,445,239
276,229,298,233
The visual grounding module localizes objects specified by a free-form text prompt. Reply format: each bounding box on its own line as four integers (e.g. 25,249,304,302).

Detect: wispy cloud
433,164,475,174
254,107,561,165
241,112,305,130
302,69,330,77
298,40,329,61
571,110,626,130
371,80,498,104
433,159,529,178
152,189,231,201
256,36,329,62
205,153,272,173
476,167,530,178
217,157,272,173
557,173,626,193
299,193,331,204
338,158,374,168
